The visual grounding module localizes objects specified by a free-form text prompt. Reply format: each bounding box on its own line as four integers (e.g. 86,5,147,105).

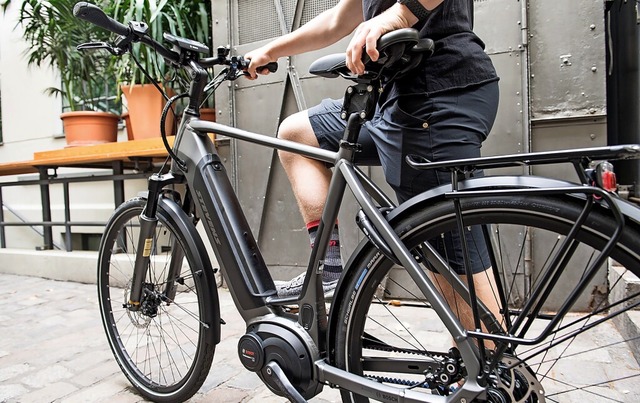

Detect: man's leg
379,82,501,348
274,98,382,297
274,110,343,296
431,270,503,337
277,111,331,224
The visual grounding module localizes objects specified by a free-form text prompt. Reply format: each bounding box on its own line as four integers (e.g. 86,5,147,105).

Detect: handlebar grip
259,62,278,73
73,2,130,37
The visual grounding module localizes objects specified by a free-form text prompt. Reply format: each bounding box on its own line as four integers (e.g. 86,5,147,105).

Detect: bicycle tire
334,193,640,402
97,197,216,402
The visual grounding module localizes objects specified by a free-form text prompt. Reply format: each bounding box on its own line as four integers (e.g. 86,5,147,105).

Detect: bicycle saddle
309,28,434,81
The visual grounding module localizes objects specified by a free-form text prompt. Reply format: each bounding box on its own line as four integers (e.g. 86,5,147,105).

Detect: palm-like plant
107,0,212,86
6,0,119,113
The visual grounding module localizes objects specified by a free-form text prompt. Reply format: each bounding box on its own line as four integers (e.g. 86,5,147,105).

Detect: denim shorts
308,81,500,274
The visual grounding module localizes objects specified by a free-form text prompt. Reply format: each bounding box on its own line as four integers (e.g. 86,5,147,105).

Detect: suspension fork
127,173,183,310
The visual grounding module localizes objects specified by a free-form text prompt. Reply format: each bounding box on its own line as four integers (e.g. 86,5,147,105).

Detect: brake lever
77,41,125,56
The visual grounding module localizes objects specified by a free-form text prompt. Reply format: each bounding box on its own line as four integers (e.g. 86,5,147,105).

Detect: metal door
213,0,607,310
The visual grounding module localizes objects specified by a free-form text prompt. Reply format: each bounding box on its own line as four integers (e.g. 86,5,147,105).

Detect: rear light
589,161,617,192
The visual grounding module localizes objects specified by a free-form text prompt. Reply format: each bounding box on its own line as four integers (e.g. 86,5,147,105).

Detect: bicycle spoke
336,194,640,402
98,200,214,400
544,373,638,402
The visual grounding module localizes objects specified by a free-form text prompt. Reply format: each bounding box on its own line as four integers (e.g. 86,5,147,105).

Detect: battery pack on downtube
191,154,276,310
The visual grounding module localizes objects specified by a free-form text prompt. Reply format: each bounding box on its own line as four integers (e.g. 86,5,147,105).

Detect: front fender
158,196,222,344
326,175,640,360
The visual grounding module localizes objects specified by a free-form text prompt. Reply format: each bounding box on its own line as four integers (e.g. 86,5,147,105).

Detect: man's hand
245,47,276,80
346,4,415,75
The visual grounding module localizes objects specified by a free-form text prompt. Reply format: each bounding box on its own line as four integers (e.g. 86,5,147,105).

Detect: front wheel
97,197,217,402
334,193,640,402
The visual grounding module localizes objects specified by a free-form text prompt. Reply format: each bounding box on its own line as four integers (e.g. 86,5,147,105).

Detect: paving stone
192,386,250,403
61,380,130,403
226,371,264,390
72,360,124,388
0,383,29,402
18,381,78,402
21,364,74,388
1,272,640,403
0,363,31,383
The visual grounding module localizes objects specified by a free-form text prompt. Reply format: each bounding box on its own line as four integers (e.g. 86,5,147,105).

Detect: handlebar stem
185,60,209,116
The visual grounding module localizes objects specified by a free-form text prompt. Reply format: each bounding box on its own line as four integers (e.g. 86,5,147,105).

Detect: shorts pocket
387,94,434,129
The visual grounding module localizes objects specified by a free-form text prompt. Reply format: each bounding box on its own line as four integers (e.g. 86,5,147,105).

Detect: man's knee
277,111,316,145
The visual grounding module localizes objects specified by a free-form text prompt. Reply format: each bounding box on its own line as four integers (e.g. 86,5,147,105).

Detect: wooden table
0,137,186,250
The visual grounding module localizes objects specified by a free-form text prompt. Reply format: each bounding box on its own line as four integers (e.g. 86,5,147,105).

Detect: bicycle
74,2,640,402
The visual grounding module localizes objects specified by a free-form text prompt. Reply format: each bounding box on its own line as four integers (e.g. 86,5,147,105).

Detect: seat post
340,80,379,145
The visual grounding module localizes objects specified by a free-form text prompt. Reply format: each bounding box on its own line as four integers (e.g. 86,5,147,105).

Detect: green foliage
106,0,212,86
3,0,211,111
6,0,119,113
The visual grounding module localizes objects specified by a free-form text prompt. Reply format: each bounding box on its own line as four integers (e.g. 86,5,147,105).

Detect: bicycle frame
127,87,640,402
123,101,493,401
119,75,640,403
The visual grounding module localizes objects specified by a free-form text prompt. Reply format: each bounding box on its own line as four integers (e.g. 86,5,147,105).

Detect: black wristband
397,0,432,21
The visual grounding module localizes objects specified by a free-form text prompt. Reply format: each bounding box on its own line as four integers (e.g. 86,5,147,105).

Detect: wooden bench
0,135,217,251
32,136,177,169
0,136,182,177
0,160,39,176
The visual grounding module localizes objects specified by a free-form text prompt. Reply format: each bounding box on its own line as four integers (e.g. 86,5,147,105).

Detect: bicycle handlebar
73,2,130,37
73,1,277,75
73,1,278,73
74,2,181,64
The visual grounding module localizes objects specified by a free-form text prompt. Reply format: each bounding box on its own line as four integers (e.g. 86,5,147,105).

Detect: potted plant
107,0,213,139
7,0,121,146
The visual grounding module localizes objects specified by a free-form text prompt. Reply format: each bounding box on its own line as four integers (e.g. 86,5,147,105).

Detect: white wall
0,1,65,159
0,1,144,251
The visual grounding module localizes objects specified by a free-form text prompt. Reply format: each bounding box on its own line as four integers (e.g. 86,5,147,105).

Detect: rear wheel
335,194,640,402
97,197,216,402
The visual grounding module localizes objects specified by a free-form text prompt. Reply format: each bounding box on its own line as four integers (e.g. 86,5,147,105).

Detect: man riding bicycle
246,0,501,329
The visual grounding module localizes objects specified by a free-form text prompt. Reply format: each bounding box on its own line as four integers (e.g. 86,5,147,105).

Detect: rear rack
406,144,640,171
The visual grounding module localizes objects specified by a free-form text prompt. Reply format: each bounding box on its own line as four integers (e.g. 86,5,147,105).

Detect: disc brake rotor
124,281,152,329
491,356,545,403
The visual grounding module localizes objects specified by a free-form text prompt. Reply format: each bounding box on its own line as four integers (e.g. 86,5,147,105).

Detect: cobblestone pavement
2,273,640,403
0,273,340,403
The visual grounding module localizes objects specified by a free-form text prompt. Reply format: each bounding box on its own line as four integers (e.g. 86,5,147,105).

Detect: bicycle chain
367,375,429,388
365,337,447,359
363,343,463,389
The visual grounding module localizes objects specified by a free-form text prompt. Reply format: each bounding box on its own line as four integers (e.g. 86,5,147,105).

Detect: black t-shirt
362,0,499,99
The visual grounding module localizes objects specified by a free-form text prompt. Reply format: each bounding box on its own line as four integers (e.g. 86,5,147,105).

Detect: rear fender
326,175,640,359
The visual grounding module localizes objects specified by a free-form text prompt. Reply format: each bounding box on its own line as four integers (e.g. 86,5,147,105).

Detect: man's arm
246,0,363,78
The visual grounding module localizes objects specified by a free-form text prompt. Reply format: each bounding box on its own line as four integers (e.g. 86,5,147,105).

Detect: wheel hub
124,281,163,328
488,356,545,403
140,283,162,317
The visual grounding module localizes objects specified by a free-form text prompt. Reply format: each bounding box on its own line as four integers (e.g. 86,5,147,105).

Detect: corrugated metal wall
213,0,608,309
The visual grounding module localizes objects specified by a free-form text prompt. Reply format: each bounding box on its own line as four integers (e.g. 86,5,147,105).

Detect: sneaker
274,273,338,298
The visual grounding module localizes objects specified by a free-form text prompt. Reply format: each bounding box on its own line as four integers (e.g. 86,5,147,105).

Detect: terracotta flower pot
60,111,119,147
122,111,134,141
121,84,175,140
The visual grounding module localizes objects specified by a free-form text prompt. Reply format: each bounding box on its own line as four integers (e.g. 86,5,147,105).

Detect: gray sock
308,223,342,283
